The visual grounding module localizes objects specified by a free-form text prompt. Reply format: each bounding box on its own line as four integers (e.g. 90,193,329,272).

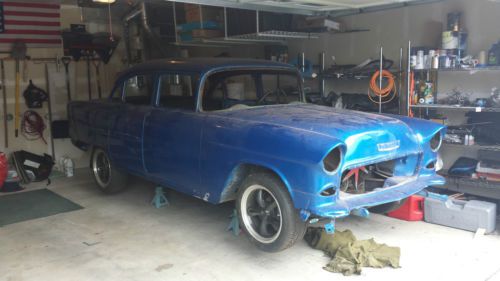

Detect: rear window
202,70,301,111
123,74,155,105
158,73,199,111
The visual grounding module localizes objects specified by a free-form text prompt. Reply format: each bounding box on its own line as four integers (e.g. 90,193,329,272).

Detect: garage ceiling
171,0,441,15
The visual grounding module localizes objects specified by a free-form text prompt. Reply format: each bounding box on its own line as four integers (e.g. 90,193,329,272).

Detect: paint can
432,56,439,69
410,55,417,68
442,31,459,50
415,50,425,69
478,51,487,66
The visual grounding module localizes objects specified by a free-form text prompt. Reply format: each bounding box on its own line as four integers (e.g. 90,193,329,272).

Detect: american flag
0,1,61,48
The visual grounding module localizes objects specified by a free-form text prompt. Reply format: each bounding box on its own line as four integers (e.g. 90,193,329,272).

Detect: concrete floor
1,170,500,281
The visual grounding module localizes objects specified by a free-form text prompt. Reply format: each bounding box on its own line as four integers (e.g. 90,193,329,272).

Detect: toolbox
387,195,424,221
424,197,497,233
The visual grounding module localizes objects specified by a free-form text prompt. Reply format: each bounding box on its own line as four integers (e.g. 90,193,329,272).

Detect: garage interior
1,0,500,280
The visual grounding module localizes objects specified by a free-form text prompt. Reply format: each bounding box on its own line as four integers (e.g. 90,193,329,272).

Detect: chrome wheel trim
92,150,111,188
240,184,283,244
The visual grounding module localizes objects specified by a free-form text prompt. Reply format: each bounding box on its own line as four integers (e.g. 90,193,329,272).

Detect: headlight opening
430,131,442,152
323,147,342,173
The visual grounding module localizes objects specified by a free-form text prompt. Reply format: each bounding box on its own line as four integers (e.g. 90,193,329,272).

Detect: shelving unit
171,5,320,47
442,143,500,151
410,104,500,112
405,59,500,200
437,172,500,200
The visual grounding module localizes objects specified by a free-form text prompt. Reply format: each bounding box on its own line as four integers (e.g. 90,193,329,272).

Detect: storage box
387,195,424,221
297,16,340,31
184,4,222,23
192,29,223,38
424,197,497,233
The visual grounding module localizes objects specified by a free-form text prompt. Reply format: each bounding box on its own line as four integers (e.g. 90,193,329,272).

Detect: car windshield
202,69,303,111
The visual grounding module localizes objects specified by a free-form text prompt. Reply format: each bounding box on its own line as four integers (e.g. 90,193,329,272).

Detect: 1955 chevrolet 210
68,58,445,252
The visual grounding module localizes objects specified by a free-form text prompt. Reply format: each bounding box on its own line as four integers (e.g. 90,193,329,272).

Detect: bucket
442,31,459,49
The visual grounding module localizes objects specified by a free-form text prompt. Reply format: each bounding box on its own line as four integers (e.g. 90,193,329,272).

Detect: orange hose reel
368,70,397,104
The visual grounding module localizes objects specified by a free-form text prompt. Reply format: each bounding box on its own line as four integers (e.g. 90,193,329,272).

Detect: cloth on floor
305,228,400,276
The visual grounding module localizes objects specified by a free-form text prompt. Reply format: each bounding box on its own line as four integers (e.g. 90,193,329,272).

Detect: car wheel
236,173,306,252
370,198,408,214
91,148,128,194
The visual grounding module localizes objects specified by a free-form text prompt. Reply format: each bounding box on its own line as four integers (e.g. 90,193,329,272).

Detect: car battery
424,197,497,233
387,195,424,221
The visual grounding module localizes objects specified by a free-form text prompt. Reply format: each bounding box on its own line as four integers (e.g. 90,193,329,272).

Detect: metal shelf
172,6,320,47
410,104,500,112
412,66,500,73
172,30,319,47
436,173,500,200
443,143,500,151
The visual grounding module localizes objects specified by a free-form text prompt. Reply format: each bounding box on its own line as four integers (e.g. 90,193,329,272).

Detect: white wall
0,4,128,169
289,0,500,66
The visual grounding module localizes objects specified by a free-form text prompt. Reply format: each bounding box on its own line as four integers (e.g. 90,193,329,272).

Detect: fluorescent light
92,0,116,3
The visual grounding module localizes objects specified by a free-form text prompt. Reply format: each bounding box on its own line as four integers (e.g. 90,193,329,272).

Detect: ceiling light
92,0,116,3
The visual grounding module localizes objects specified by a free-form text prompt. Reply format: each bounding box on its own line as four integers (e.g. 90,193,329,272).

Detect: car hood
213,103,424,167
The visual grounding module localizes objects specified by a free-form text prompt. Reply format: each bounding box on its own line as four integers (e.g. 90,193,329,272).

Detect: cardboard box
184,4,222,23
192,29,223,38
297,17,340,31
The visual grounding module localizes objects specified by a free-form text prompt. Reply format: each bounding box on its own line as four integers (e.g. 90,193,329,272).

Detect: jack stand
226,209,241,236
324,219,336,234
151,186,169,208
351,208,370,218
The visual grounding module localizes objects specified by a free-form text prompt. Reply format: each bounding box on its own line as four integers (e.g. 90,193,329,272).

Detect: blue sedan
68,58,445,252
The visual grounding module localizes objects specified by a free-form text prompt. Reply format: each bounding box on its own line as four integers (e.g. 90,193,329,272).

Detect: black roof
119,57,297,78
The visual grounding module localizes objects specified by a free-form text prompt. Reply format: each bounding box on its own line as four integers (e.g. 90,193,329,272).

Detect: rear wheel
236,173,306,252
91,148,128,194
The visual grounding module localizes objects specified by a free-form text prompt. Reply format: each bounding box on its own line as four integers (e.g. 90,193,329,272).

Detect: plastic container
387,195,424,221
488,43,498,66
424,198,497,233
0,153,7,187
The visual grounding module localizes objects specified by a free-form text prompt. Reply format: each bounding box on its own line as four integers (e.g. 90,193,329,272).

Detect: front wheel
236,173,306,252
91,148,128,194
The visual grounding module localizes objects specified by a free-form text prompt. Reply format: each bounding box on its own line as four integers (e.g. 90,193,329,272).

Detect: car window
262,73,300,103
158,73,199,111
202,70,301,111
123,74,155,105
110,82,123,102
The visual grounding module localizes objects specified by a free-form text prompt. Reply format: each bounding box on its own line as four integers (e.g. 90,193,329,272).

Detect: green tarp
306,229,400,276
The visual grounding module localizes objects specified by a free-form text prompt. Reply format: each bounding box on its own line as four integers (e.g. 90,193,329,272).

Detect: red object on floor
387,195,424,221
0,153,7,188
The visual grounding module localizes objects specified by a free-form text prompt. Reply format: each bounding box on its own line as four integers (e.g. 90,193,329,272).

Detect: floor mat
0,189,83,227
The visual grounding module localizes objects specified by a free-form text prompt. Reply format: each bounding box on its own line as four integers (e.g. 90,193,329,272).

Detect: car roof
118,57,297,78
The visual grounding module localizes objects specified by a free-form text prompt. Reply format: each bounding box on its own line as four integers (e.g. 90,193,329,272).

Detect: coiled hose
368,70,397,104
21,110,46,144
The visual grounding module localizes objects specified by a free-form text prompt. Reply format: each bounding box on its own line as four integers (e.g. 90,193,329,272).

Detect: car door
143,73,204,194
108,73,156,176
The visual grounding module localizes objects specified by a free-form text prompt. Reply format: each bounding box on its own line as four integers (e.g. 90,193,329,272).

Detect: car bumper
310,174,445,219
